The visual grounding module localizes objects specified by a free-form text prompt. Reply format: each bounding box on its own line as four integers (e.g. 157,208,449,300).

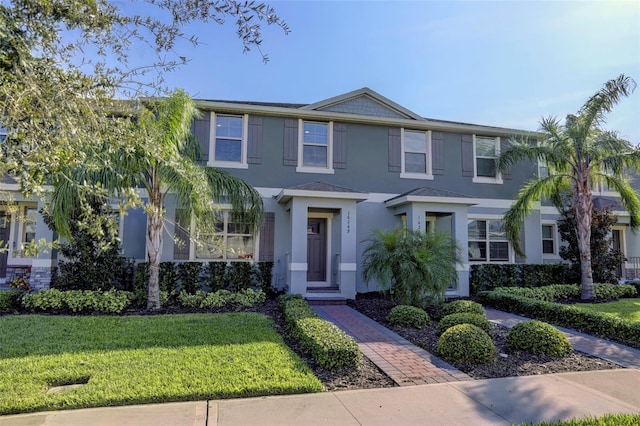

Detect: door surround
307,211,333,287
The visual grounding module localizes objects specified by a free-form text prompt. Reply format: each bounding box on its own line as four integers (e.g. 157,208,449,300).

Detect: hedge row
177,289,265,310
488,283,637,302
478,290,640,348
470,264,578,294
21,289,133,314
279,295,361,370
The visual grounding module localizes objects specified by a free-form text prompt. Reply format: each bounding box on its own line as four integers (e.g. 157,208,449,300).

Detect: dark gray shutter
173,209,191,260
247,115,263,165
191,111,210,164
500,137,512,180
432,131,444,175
258,212,275,262
388,128,401,172
333,122,347,169
461,134,475,177
283,119,298,166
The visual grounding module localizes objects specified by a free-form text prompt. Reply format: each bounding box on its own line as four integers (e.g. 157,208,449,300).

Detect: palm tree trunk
575,180,595,300
146,184,163,309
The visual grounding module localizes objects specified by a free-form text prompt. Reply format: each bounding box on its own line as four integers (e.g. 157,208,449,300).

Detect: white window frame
209,112,249,169
472,135,503,184
541,222,557,257
296,119,334,174
13,204,37,258
400,129,433,180
191,208,258,262
468,218,512,263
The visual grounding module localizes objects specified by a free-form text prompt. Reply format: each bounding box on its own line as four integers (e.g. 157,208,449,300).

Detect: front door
307,218,327,282
0,212,9,279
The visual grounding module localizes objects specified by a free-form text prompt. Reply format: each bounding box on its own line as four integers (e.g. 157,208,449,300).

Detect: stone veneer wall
29,266,54,291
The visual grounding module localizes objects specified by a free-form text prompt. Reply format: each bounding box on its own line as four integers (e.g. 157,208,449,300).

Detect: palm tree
498,75,640,300
361,227,460,307
48,90,263,309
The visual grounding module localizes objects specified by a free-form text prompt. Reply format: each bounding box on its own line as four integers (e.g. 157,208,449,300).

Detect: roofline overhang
385,195,479,208
276,188,369,204
194,100,540,138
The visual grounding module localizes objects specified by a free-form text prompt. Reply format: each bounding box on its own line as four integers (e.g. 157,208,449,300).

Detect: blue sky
146,1,640,143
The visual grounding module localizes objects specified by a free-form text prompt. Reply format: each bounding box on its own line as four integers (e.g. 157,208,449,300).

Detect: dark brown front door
0,212,9,279
307,218,327,282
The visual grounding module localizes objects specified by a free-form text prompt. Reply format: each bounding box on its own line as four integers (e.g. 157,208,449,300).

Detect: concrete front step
305,296,347,305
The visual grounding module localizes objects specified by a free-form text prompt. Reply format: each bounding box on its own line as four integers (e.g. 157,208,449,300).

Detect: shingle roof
286,181,366,194
387,187,471,202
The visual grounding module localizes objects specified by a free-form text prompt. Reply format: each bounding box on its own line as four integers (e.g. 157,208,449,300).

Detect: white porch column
338,203,358,299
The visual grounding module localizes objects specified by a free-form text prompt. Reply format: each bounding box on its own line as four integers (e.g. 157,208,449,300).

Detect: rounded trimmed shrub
438,324,496,364
506,320,572,357
386,305,430,328
437,312,493,335
440,299,484,317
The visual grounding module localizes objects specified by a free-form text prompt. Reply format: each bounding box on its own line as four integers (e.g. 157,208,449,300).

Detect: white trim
339,263,357,271
472,135,503,184
194,100,539,138
296,119,334,174
308,212,333,286
208,112,249,169
400,129,433,180
541,221,558,257
276,189,368,204
289,262,307,271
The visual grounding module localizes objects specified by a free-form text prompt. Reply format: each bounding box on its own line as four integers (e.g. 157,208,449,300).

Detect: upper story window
210,113,248,169
297,120,334,174
473,135,502,184
542,224,556,255
194,210,255,261
538,160,549,178
401,129,433,179
468,219,510,262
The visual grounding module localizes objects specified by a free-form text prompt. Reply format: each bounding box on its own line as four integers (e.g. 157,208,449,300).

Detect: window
211,113,248,168
538,161,549,178
542,224,555,255
297,120,333,173
22,207,37,244
195,210,255,260
0,126,6,142
473,135,502,183
401,129,432,179
468,219,510,262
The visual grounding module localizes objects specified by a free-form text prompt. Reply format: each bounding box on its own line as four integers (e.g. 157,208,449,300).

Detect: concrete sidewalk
2,369,638,426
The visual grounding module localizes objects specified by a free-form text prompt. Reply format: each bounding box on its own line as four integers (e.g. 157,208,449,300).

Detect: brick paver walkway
485,308,640,369
312,305,471,386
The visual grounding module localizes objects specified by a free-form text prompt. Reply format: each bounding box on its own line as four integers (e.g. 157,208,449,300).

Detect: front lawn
0,313,323,415
573,298,640,323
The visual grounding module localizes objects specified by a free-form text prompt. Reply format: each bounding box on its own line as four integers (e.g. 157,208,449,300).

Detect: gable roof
385,186,477,207
275,181,368,203
300,87,423,121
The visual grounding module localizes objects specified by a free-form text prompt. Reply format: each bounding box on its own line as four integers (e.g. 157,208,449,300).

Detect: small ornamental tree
558,206,626,284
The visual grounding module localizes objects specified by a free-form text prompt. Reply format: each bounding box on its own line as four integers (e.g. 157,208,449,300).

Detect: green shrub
159,262,178,296
470,264,576,294
279,295,361,370
256,261,275,296
441,300,484,317
490,283,636,302
386,305,430,328
227,262,256,292
437,324,496,363
177,290,207,308
178,262,203,294
205,262,228,291
506,321,572,357
478,290,640,348
21,289,132,314
437,312,492,335
0,290,23,312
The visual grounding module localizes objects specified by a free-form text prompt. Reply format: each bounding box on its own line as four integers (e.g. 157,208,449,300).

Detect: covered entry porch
276,182,368,301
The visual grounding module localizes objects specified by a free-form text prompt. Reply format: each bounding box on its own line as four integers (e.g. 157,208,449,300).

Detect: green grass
0,313,323,415
521,412,640,425
573,299,640,323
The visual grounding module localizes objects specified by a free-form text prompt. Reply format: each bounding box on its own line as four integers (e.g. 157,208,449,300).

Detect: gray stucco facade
2,87,639,296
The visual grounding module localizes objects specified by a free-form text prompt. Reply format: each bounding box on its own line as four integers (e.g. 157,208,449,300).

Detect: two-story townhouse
2,88,639,296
